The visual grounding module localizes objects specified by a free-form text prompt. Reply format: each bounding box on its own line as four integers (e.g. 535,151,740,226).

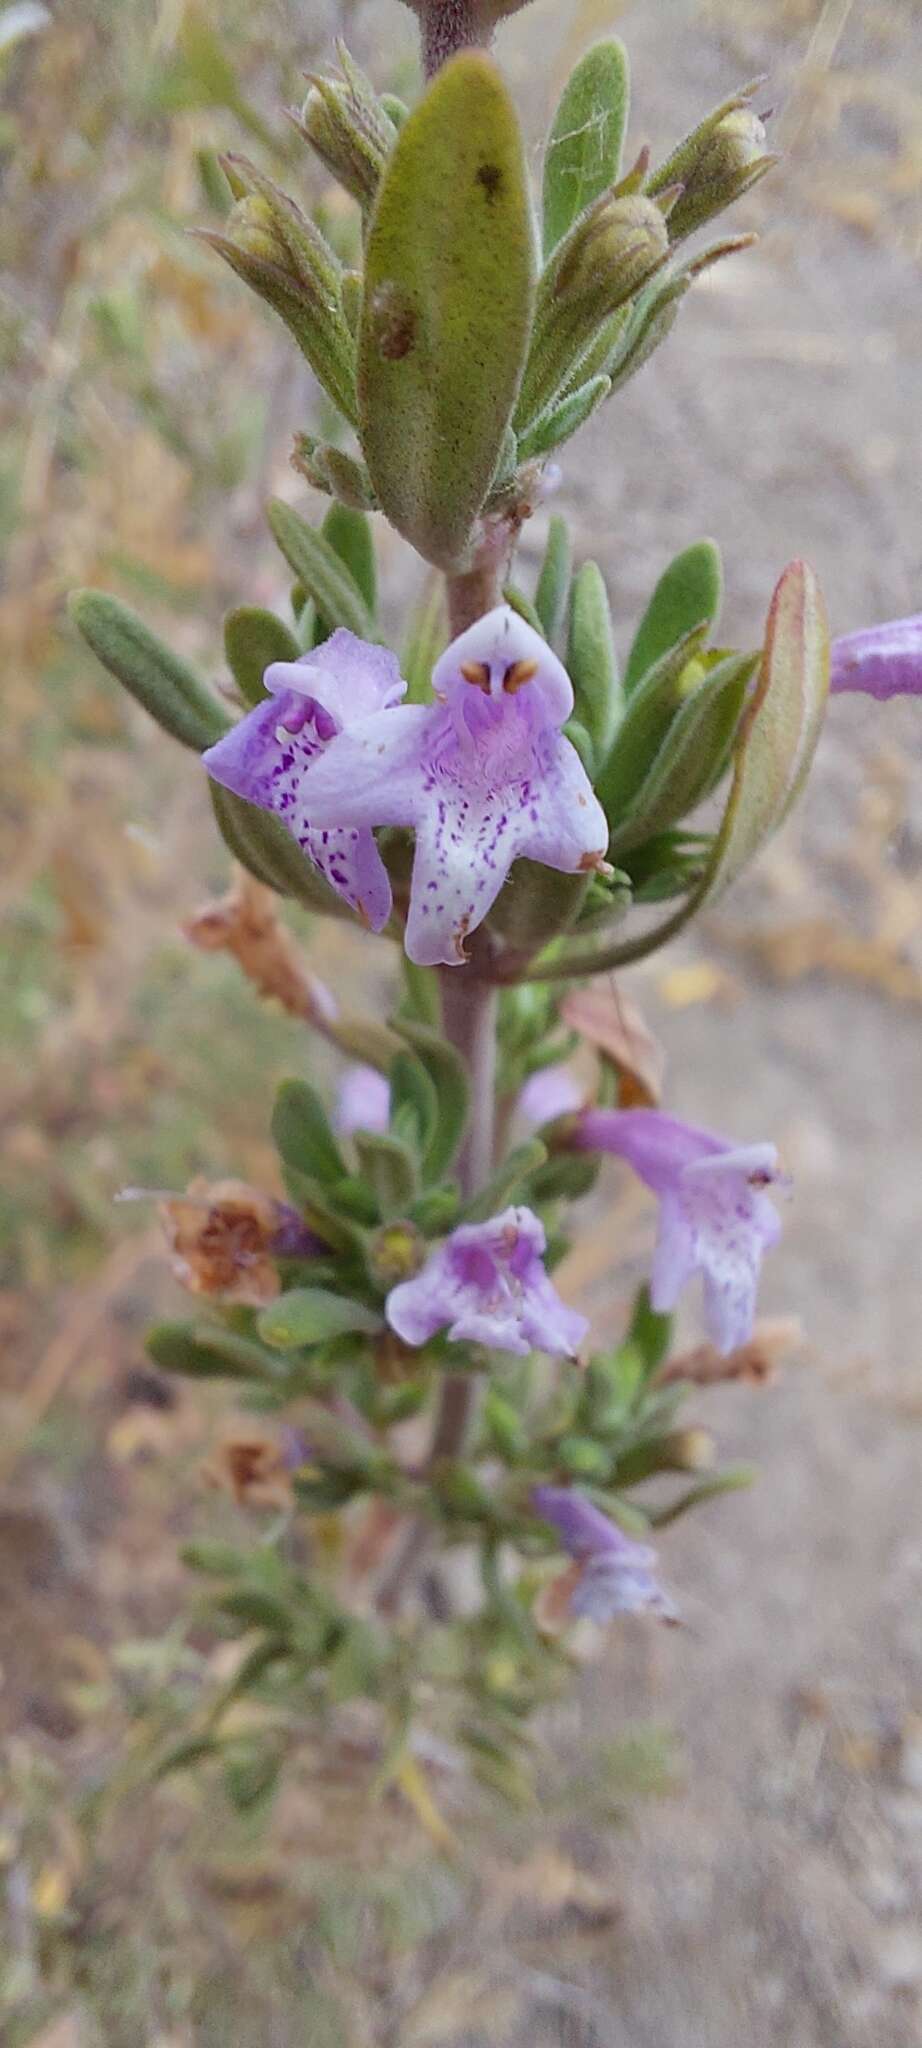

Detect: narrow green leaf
625,540,722,693
700,559,829,900
267,499,373,638
567,560,624,762
389,1050,439,1157
461,1138,548,1223
502,584,545,637
224,606,300,708
624,1284,673,1374
607,648,756,855
401,574,448,703
595,624,707,822
534,514,572,647
70,589,229,751
516,372,611,462
353,1129,417,1218
359,51,534,568
392,1017,469,1183
542,39,631,258
147,1321,285,1382
272,1079,347,1187
321,503,377,617
257,1287,382,1350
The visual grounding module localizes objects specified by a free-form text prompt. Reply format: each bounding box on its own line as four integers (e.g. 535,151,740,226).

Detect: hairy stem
446,556,503,637
415,0,489,79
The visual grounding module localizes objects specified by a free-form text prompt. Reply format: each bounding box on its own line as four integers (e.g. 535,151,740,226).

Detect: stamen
578,850,614,875
502,658,539,694
459,659,491,692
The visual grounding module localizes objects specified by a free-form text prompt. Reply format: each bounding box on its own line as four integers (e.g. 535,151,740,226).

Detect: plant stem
446,556,503,637
415,0,488,80
439,968,498,1196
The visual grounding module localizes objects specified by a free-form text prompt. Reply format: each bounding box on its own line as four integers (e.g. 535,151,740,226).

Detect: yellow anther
459,659,491,691
502,658,539,693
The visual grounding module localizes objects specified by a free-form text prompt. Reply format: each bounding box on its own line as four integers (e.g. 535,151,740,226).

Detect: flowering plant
69,0,921,1819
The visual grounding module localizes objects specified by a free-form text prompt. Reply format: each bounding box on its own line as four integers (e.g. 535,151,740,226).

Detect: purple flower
335,1063,391,1137
532,1486,676,1624
386,1205,588,1358
831,614,922,700
517,1063,583,1126
574,1108,784,1354
288,606,610,967
203,628,407,929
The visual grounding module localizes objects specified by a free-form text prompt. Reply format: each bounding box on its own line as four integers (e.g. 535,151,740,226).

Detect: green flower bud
197,156,356,423
299,48,397,210
665,107,773,241
368,1220,426,1288
517,193,670,430
291,433,377,510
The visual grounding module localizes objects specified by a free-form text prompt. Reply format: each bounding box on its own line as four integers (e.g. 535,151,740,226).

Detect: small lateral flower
386,1205,588,1358
572,1109,784,1354
532,1486,677,1625
159,1177,323,1307
289,606,610,966
830,614,922,700
335,1062,391,1136
202,628,407,928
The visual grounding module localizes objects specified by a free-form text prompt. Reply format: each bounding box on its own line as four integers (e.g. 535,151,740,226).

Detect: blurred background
1,0,920,2041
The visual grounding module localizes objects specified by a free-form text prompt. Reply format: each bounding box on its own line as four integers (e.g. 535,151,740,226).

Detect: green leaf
534,514,572,646
625,1284,673,1374
392,1017,469,1184
502,584,545,637
567,560,624,763
223,605,300,708
516,372,610,462
271,1079,347,1187
542,39,631,258
208,781,355,916
700,559,829,901
401,574,448,703
267,500,373,638
389,1050,439,1157
321,503,377,618
607,648,756,855
69,589,229,751
257,1288,382,1350
358,51,534,568
595,623,708,823
625,540,722,693
353,1129,417,1218
461,1138,548,1223
146,1322,285,1383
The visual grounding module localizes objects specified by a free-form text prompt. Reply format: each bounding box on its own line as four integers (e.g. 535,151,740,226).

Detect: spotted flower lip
202,628,407,929
573,1108,784,1355
287,605,610,967
830,614,922,700
532,1485,677,1624
385,1204,589,1359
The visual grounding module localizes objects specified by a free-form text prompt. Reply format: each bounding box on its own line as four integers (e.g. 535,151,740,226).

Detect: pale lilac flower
831,614,922,700
335,1062,391,1137
386,1204,588,1358
289,606,610,967
517,1063,583,1126
573,1108,784,1354
203,628,407,928
532,1486,677,1624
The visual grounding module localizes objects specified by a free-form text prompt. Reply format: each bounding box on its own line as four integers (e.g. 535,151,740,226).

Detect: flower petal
335,1063,391,1137
285,704,435,830
203,694,393,929
513,728,609,872
265,627,406,720
404,788,519,966
830,614,922,700
433,604,573,725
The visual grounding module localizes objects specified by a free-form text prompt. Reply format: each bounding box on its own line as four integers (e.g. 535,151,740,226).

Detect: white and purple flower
385,1204,588,1358
226,606,608,968
532,1485,677,1624
335,1062,391,1136
573,1108,784,1354
831,613,922,700
517,1063,583,1126
203,628,407,929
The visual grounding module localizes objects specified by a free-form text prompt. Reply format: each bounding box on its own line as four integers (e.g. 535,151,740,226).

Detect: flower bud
197,157,356,423
517,193,670,429
299,49,397,210
368,1220,426,1288
665,108,773,241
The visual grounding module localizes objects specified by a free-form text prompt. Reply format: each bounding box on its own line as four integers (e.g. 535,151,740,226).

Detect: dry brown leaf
561,982,666,1106
159,1177,284,1307
656,1316,803,1386
184,872,336,1029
